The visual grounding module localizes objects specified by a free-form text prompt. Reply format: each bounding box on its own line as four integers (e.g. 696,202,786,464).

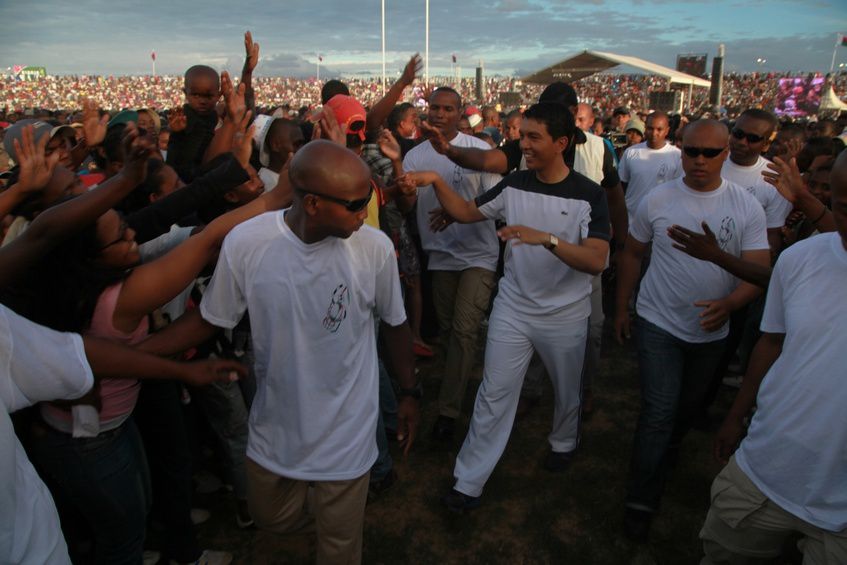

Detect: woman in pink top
16,114,290,564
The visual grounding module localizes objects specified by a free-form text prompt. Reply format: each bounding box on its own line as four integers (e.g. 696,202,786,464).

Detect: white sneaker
722,375,743,389
170,550,233,565
190,508,210,526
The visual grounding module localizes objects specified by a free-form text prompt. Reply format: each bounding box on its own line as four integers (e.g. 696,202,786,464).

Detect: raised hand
13,124,61,193
120,122,155,183
312,105,346,146
419,121,450,155
667,222,721,262
221,71,247,121
81,98,109,147
243,31,260,74
168,107,187,133
378,129,401,162
763,156,805,204
400,53,422,86
232,110,255,169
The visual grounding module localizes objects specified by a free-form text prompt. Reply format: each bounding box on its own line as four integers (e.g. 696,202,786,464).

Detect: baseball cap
108,110,139,129
624,118,645,135
252,114,276,167
325,94,367,142
538,82,579,108
467,114,483,129
464,106,481,116
2,119,53,163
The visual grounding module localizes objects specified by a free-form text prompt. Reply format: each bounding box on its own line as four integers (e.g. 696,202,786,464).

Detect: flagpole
317,56,321,82
151,51,156,76
381,0,386,95
424,0,429,86
830,33,840,74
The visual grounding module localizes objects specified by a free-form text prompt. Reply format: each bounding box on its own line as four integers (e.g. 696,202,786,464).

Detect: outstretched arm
497,226,609,275
763,157,834,233
419,122,509,174
365,54,422,132
136,308,222,358
398,170,486,224
0,124,152,290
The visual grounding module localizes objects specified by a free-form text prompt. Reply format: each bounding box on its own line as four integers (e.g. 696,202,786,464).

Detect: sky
1,0,845,78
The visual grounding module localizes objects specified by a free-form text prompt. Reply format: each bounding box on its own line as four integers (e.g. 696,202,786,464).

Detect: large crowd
1,30,846,565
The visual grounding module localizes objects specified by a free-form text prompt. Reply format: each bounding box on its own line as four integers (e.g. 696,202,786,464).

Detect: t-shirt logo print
717,216,736,251
323,283,349,333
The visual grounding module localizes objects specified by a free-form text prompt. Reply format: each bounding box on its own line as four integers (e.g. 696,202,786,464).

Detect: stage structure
521,50,711,111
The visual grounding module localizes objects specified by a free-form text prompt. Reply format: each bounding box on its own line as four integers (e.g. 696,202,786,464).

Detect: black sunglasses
731,128,767,144
296,183,373,212
682,146,726,159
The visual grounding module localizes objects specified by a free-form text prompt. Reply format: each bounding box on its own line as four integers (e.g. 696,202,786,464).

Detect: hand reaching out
694,298,732,332
120,122,156,183
496,224,550,246
13,124,61,193
311,105,346,146
378,129,401,162
179,358,248,387
762,156,805,204
419,121,449,155
168,107,187,133
400,53,422,86
667,222,721,263
243,31,260,74
232,110,255,169
221,71,247,122
428,207,456,232
80,98,109,147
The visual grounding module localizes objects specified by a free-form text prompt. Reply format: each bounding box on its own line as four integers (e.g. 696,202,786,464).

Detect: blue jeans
626,317,726,511
371,358,396,482
31,418,151,565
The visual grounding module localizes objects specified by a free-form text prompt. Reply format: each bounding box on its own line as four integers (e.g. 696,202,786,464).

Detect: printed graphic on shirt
717,216,736,250
323,283,349,333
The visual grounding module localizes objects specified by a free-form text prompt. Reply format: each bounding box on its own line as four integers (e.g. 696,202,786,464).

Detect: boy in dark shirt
167,65,221,183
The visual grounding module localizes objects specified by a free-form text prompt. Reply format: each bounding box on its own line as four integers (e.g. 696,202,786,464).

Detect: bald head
683,119,729,147
575,103,594,132
645,111,670,148
290,140,371,200
681,119,730,191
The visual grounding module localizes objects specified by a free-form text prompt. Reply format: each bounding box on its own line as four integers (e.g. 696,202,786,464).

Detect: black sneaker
543,449,576,472
441,489,481,513
431,415,455,442
623,507,653,543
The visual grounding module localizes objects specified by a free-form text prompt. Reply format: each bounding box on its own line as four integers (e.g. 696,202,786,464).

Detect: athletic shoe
442,489,481,513
543,449,576,472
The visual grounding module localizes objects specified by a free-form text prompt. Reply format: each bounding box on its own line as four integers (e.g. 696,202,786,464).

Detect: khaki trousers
246,457,370,565
700,456,847,565
431,268,496,419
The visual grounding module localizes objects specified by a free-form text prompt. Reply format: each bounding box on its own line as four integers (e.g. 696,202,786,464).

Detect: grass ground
190,324,740,564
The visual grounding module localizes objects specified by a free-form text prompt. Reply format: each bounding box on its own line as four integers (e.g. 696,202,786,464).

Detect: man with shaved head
618,111,683,219
614,119,771,541
699,149,847,564
148,140,419,563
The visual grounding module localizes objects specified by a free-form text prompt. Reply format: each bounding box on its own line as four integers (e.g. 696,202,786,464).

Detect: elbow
585,260,606,276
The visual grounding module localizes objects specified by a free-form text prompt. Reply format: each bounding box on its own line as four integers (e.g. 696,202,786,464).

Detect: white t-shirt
630,178,768,342
200,211,406,481
475,170,611,317
1,305,93,565
258,167,280,192
721,156,793,230
403,133,501,272
618,142,683,219
735,233,847,532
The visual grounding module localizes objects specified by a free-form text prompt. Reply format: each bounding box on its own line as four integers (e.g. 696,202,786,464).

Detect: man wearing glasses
145,140,419,564
613,120,770,541
722,109,793,255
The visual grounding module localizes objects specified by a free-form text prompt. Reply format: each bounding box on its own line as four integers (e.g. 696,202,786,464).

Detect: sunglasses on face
296,182,373,212
731,128,767,144
99,217,130,250
682,146,726,159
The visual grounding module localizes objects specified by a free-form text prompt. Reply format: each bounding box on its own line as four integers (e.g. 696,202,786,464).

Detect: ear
223,191,238,204
556,135,569,154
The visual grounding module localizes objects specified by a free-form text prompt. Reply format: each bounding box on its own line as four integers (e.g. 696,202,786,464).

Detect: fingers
693,300,711,308
700,222,715,236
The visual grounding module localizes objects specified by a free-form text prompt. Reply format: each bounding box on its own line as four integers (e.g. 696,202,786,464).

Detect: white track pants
453,300,588,497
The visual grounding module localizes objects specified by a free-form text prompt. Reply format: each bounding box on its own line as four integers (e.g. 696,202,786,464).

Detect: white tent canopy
819,85,847,112
522,50,711,89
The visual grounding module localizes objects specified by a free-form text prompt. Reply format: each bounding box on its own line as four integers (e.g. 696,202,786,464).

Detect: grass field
191,325,745,564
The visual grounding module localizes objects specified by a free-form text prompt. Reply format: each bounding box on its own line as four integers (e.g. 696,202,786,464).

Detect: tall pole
317,57,320,82
831,33,841,74
424,0,429,86
381,0,386,94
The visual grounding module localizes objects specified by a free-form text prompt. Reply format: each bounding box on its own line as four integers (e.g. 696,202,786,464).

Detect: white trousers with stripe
453,299,588,497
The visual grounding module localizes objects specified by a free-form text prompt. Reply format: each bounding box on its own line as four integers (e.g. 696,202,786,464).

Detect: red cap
326,94,366,141
464,106,481,116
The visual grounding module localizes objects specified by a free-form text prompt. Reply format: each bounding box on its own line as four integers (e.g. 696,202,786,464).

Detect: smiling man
402,102,610,511
613,119,770,541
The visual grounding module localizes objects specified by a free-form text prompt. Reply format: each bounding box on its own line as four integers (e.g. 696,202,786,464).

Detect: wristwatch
544,233,559,251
